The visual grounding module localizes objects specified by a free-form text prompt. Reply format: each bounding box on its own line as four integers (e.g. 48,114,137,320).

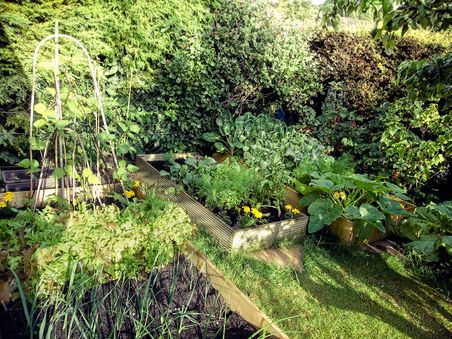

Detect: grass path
193,233,452,338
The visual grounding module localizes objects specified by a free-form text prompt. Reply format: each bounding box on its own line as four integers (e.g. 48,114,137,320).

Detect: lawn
194,232,452,338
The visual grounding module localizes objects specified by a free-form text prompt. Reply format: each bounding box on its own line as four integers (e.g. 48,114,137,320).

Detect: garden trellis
28,24,120,208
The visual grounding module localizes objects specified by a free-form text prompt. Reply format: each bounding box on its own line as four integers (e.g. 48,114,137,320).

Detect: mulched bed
0,256,256,338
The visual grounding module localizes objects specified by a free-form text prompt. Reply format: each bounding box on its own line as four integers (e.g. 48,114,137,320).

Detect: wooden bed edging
134,154,308,250
0,183,119,208
184,241,290,339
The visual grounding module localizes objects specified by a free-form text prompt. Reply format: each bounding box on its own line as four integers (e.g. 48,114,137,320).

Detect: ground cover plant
0,192,193,294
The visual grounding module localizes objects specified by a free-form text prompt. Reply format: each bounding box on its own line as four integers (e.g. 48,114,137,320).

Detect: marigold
284,204,293,210
133,180,140,188
242,206,251,213
292,208,300,214
251,208,263,219
0,201,6,208
125,190,135,198
3,192,14,202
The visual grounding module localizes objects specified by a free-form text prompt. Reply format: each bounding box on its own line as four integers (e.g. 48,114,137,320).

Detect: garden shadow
298,241,452,338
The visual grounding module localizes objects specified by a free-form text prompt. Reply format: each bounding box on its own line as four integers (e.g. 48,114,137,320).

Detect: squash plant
397,201,452,262
294,157,413,239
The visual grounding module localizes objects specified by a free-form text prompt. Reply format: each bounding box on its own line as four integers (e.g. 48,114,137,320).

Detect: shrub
380,98,450,192
310,31,444,117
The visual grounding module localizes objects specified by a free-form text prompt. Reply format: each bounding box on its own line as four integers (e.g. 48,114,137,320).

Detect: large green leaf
379,196,413,216
307,198,342,233
310,179,335,193
300,191,322,206
359,203,385,223
406,235,439,261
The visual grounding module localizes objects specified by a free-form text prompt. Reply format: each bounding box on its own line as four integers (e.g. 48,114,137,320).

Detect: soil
0,256,256,338
151,159,293,229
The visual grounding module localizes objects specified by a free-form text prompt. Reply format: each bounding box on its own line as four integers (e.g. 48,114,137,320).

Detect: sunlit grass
193,232,452,338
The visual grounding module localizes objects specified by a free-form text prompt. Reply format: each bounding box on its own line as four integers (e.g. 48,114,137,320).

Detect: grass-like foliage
12,256,254,338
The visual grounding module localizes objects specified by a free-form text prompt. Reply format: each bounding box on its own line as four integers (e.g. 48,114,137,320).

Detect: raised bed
133,153,308,250
0,183,119,208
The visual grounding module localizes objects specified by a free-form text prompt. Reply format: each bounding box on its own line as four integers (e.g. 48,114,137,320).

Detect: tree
321,0,451,51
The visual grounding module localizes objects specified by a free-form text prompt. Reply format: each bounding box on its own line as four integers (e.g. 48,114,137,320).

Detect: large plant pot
212,152,230,163
328,218,387,245
134,154,308,250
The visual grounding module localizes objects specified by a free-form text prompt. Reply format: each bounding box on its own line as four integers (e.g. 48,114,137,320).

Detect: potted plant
294,167,413,244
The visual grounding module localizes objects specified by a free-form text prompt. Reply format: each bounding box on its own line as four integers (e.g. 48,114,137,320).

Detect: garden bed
0,255,257,339
134,154,308,250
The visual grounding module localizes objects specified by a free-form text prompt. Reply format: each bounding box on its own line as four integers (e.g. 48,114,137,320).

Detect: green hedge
0,0,320,160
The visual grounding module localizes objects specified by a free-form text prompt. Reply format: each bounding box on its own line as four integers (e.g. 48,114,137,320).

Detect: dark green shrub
310,32,444,117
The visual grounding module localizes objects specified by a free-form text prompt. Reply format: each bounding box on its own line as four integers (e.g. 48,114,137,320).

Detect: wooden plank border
133,154,308,250
184,241,289,339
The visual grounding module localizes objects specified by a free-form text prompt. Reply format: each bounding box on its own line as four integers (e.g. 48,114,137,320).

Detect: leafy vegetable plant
162,156,294,227
294,157,412,239
397,201,452,262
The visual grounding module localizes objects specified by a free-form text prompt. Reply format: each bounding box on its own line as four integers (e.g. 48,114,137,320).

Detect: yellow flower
251,208,263,219
339,192,346,200
3,192,14,202
242,206,251,213
124,190,135,198
0,201,6,208
291,208,300,214
133,180,140,188
284,204,293,211
333,192,340,200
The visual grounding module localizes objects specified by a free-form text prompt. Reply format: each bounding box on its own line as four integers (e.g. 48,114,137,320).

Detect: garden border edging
133,153,308,250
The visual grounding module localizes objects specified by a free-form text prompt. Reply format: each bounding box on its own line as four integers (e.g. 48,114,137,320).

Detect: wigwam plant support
28,23,122,209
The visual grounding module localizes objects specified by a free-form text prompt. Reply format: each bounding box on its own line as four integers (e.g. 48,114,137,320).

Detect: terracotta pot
328,218,387,245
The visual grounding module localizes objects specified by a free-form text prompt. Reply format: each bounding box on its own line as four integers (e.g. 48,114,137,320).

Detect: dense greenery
0,0,319,159
0,193,193,293
0,0,451,308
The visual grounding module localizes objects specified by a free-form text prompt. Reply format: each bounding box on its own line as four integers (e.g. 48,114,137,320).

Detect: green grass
193,233,452,338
